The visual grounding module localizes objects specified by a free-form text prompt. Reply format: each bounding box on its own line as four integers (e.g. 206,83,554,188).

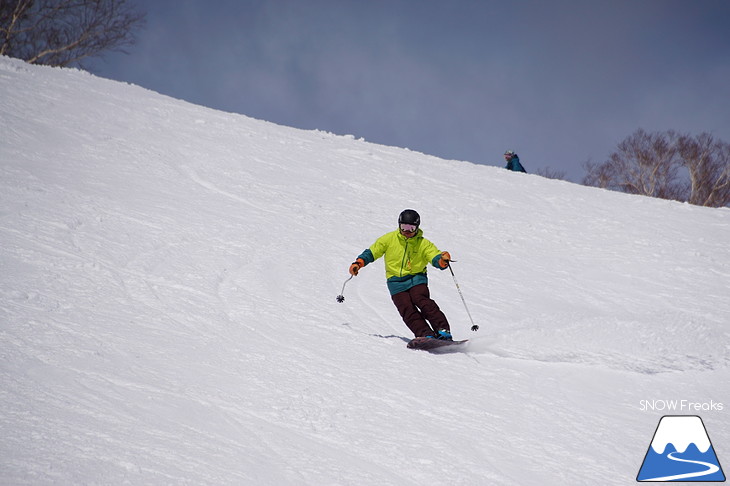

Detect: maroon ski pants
391,284,450,338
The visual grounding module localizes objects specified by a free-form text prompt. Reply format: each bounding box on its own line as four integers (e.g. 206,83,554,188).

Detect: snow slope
1,56,728,485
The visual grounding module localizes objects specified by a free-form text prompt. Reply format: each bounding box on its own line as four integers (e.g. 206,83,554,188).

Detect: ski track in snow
1,57,729,485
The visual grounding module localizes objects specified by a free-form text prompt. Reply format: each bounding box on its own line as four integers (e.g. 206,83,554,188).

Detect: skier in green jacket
349,209,453,340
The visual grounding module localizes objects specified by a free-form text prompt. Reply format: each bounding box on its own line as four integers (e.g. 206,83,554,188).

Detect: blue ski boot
435,329,453,341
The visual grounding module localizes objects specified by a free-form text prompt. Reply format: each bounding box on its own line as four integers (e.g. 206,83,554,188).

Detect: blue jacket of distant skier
505,154,526,173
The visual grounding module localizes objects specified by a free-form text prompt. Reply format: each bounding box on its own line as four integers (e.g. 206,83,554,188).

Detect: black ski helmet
398,209,420,227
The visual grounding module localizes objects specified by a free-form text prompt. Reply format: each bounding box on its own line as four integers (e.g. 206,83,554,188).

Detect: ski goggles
399,223,418,233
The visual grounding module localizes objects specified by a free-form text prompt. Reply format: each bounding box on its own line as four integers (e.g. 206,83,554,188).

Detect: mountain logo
637,415,725,482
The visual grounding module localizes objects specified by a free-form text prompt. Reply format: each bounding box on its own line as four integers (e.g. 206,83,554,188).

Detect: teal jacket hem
386,273,428,296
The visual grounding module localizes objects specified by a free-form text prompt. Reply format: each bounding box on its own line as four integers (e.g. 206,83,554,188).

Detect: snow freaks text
639,400,724,412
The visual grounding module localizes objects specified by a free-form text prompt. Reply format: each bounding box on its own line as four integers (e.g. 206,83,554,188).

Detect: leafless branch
582,129,730,207
0,0,145,67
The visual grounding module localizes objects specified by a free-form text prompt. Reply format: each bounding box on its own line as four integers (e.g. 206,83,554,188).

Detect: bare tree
676,133,730,207
582,129,730,207
535,166,569,181
0,0,145,67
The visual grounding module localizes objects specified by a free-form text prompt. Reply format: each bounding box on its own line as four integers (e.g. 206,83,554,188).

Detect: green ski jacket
357,229,445,295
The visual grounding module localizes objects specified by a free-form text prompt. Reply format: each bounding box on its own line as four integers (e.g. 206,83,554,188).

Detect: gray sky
88,0,730,181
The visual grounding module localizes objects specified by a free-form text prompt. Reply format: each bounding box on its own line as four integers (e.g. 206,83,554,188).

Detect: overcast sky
88,0,730,181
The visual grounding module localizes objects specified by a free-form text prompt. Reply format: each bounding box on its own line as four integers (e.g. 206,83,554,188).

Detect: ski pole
447,261,479,331
336,275,353,303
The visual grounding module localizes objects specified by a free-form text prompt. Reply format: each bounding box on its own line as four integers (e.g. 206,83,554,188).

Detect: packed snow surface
1,56,728,485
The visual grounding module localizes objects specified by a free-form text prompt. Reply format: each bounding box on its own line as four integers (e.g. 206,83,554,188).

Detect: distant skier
504,150,527,173
348,209,453,340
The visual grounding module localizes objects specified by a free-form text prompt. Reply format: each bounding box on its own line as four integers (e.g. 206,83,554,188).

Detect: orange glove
349,258,365,276
438,251,451,268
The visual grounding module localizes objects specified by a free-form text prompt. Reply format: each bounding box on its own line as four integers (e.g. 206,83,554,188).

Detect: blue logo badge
637,415,725,482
